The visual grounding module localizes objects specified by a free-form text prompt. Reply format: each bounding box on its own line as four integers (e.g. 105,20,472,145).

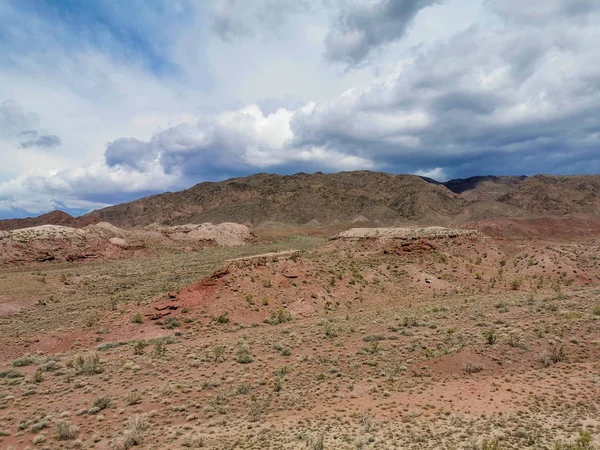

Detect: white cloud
1,0,600,217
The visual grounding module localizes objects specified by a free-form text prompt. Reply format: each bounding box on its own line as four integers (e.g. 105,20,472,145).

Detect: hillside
83,171,466,228
2,172,600,231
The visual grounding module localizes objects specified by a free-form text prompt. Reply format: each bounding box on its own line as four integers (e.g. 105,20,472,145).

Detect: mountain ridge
1,171,599,231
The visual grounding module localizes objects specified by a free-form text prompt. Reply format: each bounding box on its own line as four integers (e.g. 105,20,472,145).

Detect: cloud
0,100,62,149
209,0,310,41
1,0,600,218
20,133,62,149
0,100,41,139
324,0,439,66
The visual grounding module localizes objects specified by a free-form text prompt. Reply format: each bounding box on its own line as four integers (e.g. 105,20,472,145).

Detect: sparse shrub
463,361,484,374
508,333,524,349
90,396,111,414
323,321,338,338
479,438,501,450
211,345,226,362
264,306,292,325
484,329,497,345
511,279,522,290
152,340,167,359
247,395,262,422
132,339,148,355
212,312,230,324
201,378,220,390
164,317,180,329
182,433,205,448
593,305,600,316
362,335,386,342
365,341,382,354
403,316,419,327
96,341,128,351
69,351,104,375
125,390,143,405
233,383,251,395
537,351,552,368
54,421,78,440
30,421,48,433
33,368,44,383
235,344,254,364
131,313,144,324
550,345,566,363
41,358,62,372
32,433,46,444
115,414,149,449
310,433,325,450
12,355,37,367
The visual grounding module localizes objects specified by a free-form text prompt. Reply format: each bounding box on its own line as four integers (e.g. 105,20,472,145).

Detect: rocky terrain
1,172,600,449
3,172,600,231
0,222,255,264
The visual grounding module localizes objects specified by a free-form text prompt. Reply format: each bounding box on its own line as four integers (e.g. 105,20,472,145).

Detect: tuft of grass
164,317,180,329
12,355,37,367
125,390,143,405
264,306,292,325
463,361,484,374
484,329,497,345
91,396,111,412
235,344,254,364
212,312,230,324
131,313,144,324
54,421,78,440
0,369,23,379
68,351,104,375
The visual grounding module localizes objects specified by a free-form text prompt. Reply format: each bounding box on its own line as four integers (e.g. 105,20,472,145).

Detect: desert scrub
164,317,180,329
113,414,149,449
89,396,111,414
594,304,600,316
182,433,205,448
235,343,254,364
264,306,292,325
212,312,230,324
68,351,104,375
463,361,484,374
54,420,78,440
246,395,262,422
125,390,143,405
131,313,144,324
132,339,148,355
12,355,37,367
0,369,23,379
484,329,497,345
211,345,226,363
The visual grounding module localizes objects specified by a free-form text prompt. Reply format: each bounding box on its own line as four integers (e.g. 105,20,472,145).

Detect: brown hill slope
443,175,527,201
0,210,77,231
497,174,600,214
82,171,465,228
2,172,600,231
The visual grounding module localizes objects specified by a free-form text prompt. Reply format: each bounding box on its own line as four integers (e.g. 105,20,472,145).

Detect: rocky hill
1,171,600,230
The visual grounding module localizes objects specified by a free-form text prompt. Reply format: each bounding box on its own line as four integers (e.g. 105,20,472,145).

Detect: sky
0,0,599,219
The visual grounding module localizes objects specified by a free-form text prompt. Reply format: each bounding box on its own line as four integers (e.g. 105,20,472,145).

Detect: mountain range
2,171,599,231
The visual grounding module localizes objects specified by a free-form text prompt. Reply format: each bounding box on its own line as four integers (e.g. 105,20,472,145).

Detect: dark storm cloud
20,134,62,148
0,100,62,149
105,137,155,171
324,0,439,66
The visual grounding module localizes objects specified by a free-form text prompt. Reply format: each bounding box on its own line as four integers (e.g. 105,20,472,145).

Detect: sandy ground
0,222,600,449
